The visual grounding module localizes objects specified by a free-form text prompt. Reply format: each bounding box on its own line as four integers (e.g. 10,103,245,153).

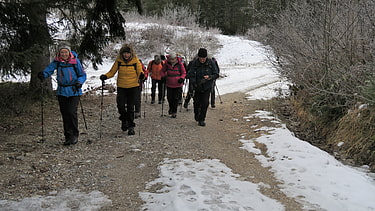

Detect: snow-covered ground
1,23,375,211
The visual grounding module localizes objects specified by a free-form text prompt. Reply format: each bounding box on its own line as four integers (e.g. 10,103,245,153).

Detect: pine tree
0,0,141,91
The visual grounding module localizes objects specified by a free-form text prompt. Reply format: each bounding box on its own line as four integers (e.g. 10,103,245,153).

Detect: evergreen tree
0,0,141,90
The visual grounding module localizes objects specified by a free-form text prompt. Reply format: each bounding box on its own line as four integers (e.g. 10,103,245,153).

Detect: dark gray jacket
187,58,219,92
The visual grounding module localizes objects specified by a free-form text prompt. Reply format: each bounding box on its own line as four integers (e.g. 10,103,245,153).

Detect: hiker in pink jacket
161,52,186,118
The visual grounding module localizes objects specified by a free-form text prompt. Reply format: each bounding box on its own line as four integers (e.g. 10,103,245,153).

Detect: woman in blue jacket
38,43,87,145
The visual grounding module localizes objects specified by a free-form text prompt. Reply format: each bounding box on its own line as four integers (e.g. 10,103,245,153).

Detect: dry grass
329,106,375,170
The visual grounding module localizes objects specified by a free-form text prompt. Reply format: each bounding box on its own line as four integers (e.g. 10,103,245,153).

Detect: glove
75,82,82,89
100,74,107,81
139,72,145,80
37,72,44,81
178,78,184,84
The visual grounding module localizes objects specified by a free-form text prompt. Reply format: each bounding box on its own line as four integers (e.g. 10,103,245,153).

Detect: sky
1,23,375,211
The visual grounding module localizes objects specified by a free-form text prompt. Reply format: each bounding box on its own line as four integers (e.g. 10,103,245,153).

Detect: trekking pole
215,84,223,104
180,81,187,112
79,98,88,130
40,81,46,143
142,84,146,119
139,86,143,136
99,80,104,139
161,82,165,117
145,78,150,103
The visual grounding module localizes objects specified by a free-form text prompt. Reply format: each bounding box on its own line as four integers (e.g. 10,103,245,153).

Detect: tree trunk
27,4,52,92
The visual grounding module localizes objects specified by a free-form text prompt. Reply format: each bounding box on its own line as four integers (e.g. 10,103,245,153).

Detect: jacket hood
54,51,78,64
117,44,137,61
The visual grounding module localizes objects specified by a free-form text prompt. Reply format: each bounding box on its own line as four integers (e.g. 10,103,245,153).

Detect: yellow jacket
104,46,144,88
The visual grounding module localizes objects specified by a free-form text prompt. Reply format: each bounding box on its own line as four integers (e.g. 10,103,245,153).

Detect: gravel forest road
0,91,303,210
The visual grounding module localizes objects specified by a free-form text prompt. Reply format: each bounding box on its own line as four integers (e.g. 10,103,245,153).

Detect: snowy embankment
1,23,375,211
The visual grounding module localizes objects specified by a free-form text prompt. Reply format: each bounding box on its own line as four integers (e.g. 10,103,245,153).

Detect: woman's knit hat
58,42,71,52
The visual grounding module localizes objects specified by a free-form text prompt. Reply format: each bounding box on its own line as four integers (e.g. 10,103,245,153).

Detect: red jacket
161,61,186,88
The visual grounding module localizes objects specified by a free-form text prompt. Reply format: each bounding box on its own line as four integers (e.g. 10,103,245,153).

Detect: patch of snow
139,158,285,211
0,190,111,211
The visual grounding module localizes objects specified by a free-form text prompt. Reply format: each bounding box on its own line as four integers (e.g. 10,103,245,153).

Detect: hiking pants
117,87,138,128
57,95,80,140
167,87,182,114
151,79,164,102
193,88,211,121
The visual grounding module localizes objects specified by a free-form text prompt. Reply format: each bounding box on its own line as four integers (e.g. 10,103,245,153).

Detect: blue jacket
41,51,86,97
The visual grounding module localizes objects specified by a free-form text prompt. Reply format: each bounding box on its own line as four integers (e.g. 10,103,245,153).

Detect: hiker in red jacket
161,52,186,118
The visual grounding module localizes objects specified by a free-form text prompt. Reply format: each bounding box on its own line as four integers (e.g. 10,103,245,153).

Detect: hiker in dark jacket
161,52,186,118
38,42,87,145
186,48,219,126
100,44,144,135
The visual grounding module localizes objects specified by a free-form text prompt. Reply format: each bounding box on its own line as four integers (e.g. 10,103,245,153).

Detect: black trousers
193,88,211,122
57,95,80,140
117,87,138,128
151,79,164,102
167,87,182,114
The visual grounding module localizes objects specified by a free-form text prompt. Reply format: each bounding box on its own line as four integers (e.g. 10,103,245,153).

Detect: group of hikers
38,43,220,146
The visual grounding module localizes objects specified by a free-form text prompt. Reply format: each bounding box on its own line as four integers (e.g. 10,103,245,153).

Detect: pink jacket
161,61,186,88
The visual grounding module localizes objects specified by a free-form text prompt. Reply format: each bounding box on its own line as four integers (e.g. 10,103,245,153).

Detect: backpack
55,62,79,87
118,61,137,71
211,57,220,74
55,51,81,80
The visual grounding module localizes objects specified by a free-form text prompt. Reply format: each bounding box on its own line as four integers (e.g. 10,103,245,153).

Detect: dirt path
0,91,304,210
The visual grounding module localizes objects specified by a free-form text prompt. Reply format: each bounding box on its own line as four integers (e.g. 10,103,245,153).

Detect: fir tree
0,0,141,90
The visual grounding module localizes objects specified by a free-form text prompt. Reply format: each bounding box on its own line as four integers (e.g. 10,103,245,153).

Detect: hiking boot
64,136,78,146
128,127,135,135
198,121,206,126
135,112,141,119
121,121,128,131
63,139,71,146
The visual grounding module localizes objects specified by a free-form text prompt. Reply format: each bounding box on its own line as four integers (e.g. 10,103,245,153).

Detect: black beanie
198,48,207,57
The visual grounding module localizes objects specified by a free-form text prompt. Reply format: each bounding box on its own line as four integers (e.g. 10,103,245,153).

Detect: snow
2,22,375,211
0,190,111,211
139,159,284,211
240,111,375,211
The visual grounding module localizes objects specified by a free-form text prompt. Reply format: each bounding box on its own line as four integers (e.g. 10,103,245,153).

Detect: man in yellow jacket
100,44,144,135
